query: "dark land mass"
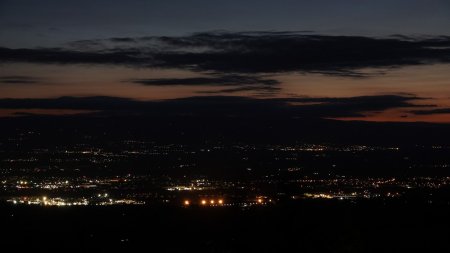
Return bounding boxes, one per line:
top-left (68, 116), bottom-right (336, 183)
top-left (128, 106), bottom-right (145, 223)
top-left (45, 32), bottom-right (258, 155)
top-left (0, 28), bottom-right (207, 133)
top-left (1, 200), bottom-right (449, 253)
top-left (1, 114), bottom-right (450, 146)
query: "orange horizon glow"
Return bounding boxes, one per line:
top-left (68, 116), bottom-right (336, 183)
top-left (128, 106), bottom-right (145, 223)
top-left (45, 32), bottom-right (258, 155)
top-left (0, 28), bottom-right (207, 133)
top-left (1, 63), bottom-right (449, 123)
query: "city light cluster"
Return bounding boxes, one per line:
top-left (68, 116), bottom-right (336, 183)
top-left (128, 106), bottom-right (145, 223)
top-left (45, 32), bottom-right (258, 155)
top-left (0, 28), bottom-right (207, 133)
top-left (7, 195), bottom-right (145, 206)
top-left (8, 196), bottom-right (89, 206)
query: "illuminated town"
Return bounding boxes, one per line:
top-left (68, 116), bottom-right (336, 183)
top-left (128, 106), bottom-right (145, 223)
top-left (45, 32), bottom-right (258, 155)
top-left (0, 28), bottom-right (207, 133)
top-left (2, 133), bottom-right (449, 208)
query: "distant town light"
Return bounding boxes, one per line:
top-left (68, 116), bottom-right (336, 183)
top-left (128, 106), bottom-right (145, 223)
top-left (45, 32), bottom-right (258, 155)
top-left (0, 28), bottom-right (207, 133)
top-left (201, 199), bottom-right (207, 205)
top-left (184, 200), bottom-right (190, 206)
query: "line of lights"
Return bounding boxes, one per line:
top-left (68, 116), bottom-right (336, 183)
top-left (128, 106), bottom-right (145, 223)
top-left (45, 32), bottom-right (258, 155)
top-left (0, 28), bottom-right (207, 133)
top-left (185, 198), bottom-right (224, 206)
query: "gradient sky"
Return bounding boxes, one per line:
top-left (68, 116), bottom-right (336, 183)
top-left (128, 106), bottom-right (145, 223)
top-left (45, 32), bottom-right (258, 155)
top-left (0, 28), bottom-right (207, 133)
top-left (1, 0), bottom-right (450, 48)
top-left (0, 0), bottom-right (450, 122)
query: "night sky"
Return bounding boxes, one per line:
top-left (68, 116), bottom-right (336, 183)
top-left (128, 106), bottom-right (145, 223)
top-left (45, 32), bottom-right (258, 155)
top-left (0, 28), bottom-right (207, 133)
top-left (1, 0), bottom-right (450, 122)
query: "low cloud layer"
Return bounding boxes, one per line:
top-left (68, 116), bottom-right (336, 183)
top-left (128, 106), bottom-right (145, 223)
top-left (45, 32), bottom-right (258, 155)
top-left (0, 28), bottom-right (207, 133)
top-left (2, 31), bottom-right (450, 77)
top-left (0, 76), bottom-right (40, 84)
top-left (410, 108), bottom-right (450, 115)
top-left (126, 74), bottom-right (280, 94)
top-left (127, 75), bottom-right (279, 86)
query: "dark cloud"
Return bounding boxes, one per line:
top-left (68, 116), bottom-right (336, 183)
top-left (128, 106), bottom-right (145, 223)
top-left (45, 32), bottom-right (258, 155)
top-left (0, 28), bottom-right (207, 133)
top-left (126, 75), bottom-right (280, 93)
top-left (2, 31), bottom-right (450, 76)
top-left (410, 108), bottom-right (450, 115)
top-left (66, 40), bottom-right (105, 50)
top-left (0, 76), bottom-right (40, 84)
top-left (151, 32), bottom-right (450, 75)
top-left (127, 75), bottom-right (279, 86)
top-left (197, 86), bottom-right (282, 94)
top-left (110, 37), bottom-right (137, 43)
top-left (0, 94), bottom-right (432, 119)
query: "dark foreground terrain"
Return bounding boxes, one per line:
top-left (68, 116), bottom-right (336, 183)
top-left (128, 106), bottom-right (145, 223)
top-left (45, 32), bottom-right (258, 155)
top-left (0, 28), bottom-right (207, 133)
top-left (1, 200), bottom-right (449, 253)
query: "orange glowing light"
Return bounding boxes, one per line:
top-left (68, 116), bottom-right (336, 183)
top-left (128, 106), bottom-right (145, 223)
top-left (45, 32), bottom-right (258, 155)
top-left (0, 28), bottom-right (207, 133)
top-left (184, 200), bottom-right (190, 206)
top-left (257, 198), bottom-right (263, 203)
top-left (218, 199), bottom-right (223, 204)
top-left (201, 200), bottom-right (207, 205)
top-left (210, 200), bottom-right (215, 204)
